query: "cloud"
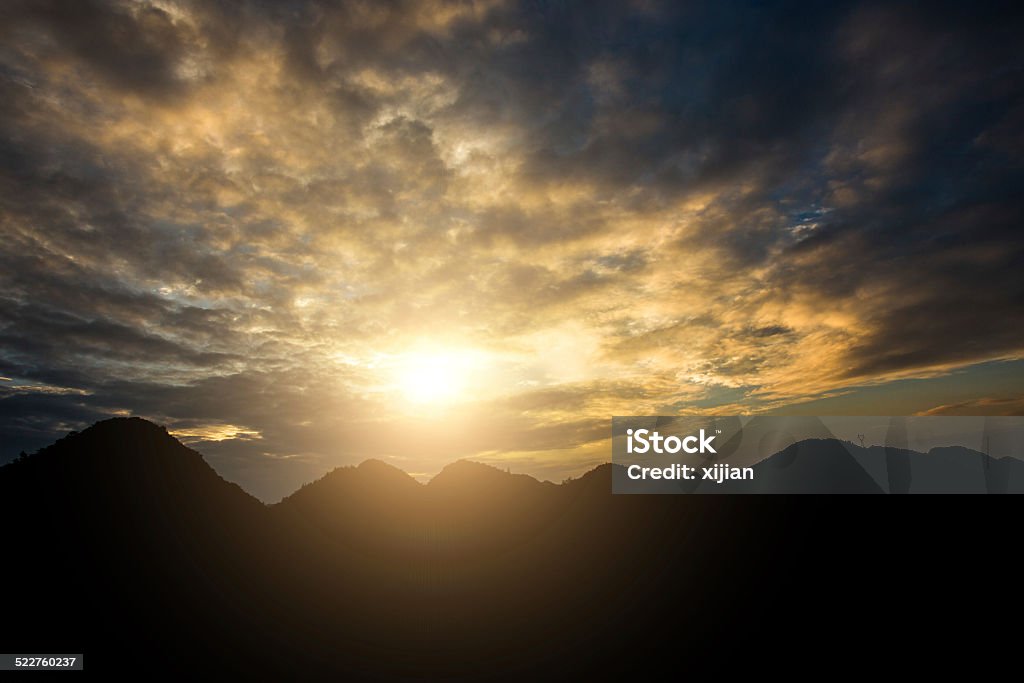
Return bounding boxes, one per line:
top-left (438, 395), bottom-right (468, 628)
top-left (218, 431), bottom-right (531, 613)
top-left (9, 0), bottom-right (193, 97)
top-left (919, 396), bottom-right (1024, 417)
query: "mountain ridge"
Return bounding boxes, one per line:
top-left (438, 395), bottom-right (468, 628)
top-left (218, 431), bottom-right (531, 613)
top-left (7, 417), bottom-right (1021, 499)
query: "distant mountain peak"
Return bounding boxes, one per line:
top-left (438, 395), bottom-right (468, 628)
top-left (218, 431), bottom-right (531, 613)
top-left (12, 416), bottom-right (191, 468)
top-left (430, 459), bottom-right (507, 481)
top-left (57, 415), bottom-right (170, 442)
top-left (428, 459), bottom-right (550, 491)
top-left (278, 457), bottom-right (422, 510)
top-left (0, 415), bottom-right (263, 519)
top-left (357, 458), bottom-right (413, 475)
top-left (91, 416), bottom-right (167, 431)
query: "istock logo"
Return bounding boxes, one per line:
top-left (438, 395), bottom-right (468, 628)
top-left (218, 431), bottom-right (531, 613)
top-left (626, 428), bottom-right (717, 455)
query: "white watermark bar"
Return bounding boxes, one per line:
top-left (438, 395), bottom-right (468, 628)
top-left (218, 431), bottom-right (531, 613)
top-left (611, 416), bottom-right (1024, 494)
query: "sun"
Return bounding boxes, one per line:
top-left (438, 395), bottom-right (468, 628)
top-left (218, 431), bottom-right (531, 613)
top-left (396, 351), bottom-right (470, 404)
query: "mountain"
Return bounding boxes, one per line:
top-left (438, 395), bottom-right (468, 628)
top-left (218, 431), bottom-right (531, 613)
top-left (0, 418), bottom-right (1019, 678)
top-left (852, 444), bottom-right (1024, 493)
top-left (0, 418), bottom-right (291, 675)
top-left (686, 438), bottom-right (886, 494)
top-left (0, 416), bottom-right (263, 517)
top-left (276, 457), bottom-right (424, 551)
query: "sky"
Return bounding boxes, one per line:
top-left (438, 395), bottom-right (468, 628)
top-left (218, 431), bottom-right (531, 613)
top-left (1, 0), bottom-right (1023, 501)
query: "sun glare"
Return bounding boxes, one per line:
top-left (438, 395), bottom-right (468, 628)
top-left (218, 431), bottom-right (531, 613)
top-left (395, 350), bottom-right (473, 405)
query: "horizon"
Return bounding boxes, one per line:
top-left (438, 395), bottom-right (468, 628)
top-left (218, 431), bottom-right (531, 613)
top-left (2, 1), bottom-right (1023, 501)
top-left (11, 414), bottom-right (1022, 502)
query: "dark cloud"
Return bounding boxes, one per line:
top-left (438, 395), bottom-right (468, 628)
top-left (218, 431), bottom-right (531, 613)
top-left (3, 0), bottom-right (190, 97)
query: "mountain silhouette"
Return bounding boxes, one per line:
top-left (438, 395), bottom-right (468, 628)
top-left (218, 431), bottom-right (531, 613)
top-left (699, 438), bottom-right (885, 493)
top-left (695, 437), bottom-right (1024, 494)
top-left (278, 457), bottom-right (424, 550)
top-left (0, 418), bottom-right (1018, 677)
top-left (0, 418), bottom-right (289, 675)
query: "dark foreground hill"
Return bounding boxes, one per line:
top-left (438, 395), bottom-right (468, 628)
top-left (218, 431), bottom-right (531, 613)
top-left (0, 418), bottom-right (1018, 678)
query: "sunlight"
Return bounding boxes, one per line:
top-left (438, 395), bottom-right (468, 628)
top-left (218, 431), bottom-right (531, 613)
top-left (395, 349), bottom-right (476, 405)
